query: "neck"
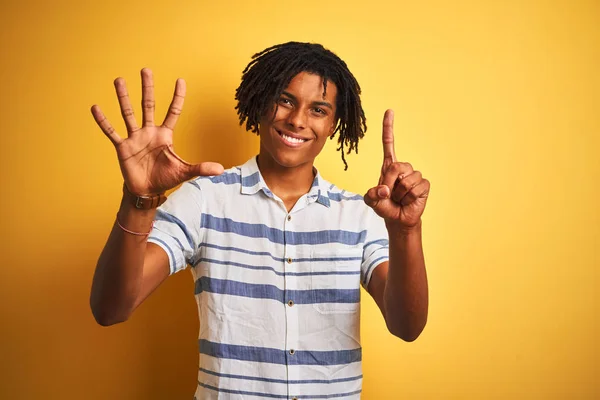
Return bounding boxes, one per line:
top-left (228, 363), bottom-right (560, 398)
top-left (256, 153), bottom-right (316, 203)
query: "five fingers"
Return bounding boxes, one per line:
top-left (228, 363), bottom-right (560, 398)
top-left (91, 69), bottom-right (187, 147)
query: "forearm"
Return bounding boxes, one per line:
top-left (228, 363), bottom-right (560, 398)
top-left (383, 220), bottom-right (429, 341)
top-left (90, 197), bottom-right (156, 326)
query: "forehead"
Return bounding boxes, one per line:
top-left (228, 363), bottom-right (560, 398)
top-left (283, 71), bottom-right (338, 103)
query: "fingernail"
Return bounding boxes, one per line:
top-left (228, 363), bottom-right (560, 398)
top-left (377, 187), bottom-right (387, 198)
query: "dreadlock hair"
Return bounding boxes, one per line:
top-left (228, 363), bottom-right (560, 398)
top-left (235, 42), bottom-right (367, 170)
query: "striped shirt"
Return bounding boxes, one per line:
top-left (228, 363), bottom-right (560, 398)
top-left (148, 156), bottom-right (390, 399)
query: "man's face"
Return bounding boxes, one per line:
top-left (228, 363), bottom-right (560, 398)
top-left (258, 71), bottom-right (338, 170)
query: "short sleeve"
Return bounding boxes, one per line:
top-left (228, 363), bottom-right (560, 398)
top-left (361, 208), bottom-right (390, 289)
top-left (147, 180), bottom-right (204, 275)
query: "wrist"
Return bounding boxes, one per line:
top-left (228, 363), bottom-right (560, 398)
top-left (385, 219), bottom-right (422, 237)
top-left (122, 183), bottom-right (167, 210)
top-left (116, 199), bottom-right (157, 236)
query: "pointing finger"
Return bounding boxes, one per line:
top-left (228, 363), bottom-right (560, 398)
top-left (114, 77), bottom-right (139, 134)
top-left (382, 109), bottom-right (396, 167)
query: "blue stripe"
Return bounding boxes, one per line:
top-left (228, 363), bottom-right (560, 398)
top-left (243, 171), bottom-right (261, 187)
top-left (193, 257), bottom-right (360, 277)
top-left (364, 239), bottom-right (389, 250)
top-left (363, 256), bottom-right (388, 285)
top-left (199, 368), bottom-right (362, 385)
top-left (199, 381), bottom-right (362, 399)
top-left (317, 192), bottom-right (331, 207)
top-left (201, 215), bottom-right (366, 245)
top-left (155, 209), bottom-right (194, 249)
top-left (198, 243), bottom-right (362, 263)
top-left (199, 340), bottom-right (361, 365)
top-left (194, 277), bottom-right (360, 304)
top-left (209, 171), bottom-right (240, 185)
top-left (194, 171), bottom-right (261, 187)
top-left (188, 180), bottom-right (201, 191)
top-left (298, 390), bottom-right (363, 399)
top-left (327, 192), bottom-right (363, 202)
top-left (198, 381), bottom-right (287, 399)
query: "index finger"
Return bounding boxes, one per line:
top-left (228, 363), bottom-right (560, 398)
top-left (382, 109), bottom-right (396, 164)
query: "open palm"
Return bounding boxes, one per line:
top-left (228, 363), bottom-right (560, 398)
top-left (91, 68), bottom-right (223, 196)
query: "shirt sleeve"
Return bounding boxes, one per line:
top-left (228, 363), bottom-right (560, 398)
top-left (147, 180), bottom-right (204, 275)
top-left (361, 207), bottom-right (390, 289)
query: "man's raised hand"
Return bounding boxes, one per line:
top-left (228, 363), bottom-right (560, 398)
top-left (91, 68), bottom-right (224, 196)
top-left (364, 109), bottom-right (430, 229)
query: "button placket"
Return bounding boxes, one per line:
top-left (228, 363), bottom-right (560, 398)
top-left (283, 210), bottom-right (299, 394)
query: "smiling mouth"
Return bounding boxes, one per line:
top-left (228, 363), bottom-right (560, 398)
top-left (277, 130), bottom-right (309, 145)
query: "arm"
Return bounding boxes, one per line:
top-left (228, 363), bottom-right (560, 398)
top-left (364, 109), bottom-right (431, 341)
top-left (89, 68), bottom-right (223, 326)
top-left (90, 198), bottom-right (169, 326)
top-left (367, 222), bottom-right (428, 341)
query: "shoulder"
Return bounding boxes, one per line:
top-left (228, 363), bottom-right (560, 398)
top-left (321, 178), bottom-right (365, 207)
top-left (165, 166), bottom-right (243, 209)
top-left (320, 178), bottom-right (379, 221)
top-left (188, 165), bottom-right (243, 190)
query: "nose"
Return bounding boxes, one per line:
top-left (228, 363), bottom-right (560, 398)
top-left (286, 107), bottom-right (307, 130)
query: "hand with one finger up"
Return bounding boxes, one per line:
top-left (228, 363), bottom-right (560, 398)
top-left (364, 110), bottom-right (430, 230)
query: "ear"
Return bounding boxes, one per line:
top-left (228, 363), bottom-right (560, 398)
top-left (329, 119), bottom-right (338, 137)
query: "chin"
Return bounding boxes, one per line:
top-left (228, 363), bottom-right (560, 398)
top-left (271, 150), bottom-right (309, 169)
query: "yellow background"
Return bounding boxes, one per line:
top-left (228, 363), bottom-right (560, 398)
top-left (1, 0), bottom-right (598, 398)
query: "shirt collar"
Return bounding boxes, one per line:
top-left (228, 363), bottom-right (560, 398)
top-left (240, 156), bottom-right (331, 208)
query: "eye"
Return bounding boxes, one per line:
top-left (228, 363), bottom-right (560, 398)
top-left (278, 98), bottom-right (293, 107)
top-left (313, 107), bottom-right (326, 115)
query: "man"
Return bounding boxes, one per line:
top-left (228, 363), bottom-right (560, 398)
top-left (90, 42), bottom-right (429, 399)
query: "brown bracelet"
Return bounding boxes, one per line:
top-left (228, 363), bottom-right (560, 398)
top-left (123, 183), bottom-right (167, 210)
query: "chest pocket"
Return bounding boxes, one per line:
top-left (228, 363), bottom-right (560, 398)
top-left (310, 248), bottom-right (363, 314)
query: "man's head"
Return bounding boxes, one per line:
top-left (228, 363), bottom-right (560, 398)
top-left (235, 42), bottom-right (366, 170)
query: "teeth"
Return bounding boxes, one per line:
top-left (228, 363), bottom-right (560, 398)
top-left (282, 133), bottom-right (306, 144)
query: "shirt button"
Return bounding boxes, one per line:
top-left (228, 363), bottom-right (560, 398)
top-left (287, 300), bottom-right (294, 307)
top-left (289, 349), bottom-right (295, 355)
top-left (287, 257), bottom-right (292, 264)
top-left (287, 215), bottom-right (292, 221)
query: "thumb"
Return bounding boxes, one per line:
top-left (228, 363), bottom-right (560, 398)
top-left (364, 185), bottom-right (390, 208)
top-left (186, 162), bottom-right (225, 179)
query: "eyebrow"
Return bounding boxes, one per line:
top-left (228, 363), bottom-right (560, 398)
top-left (281, 91), bottom-right (334, 110)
